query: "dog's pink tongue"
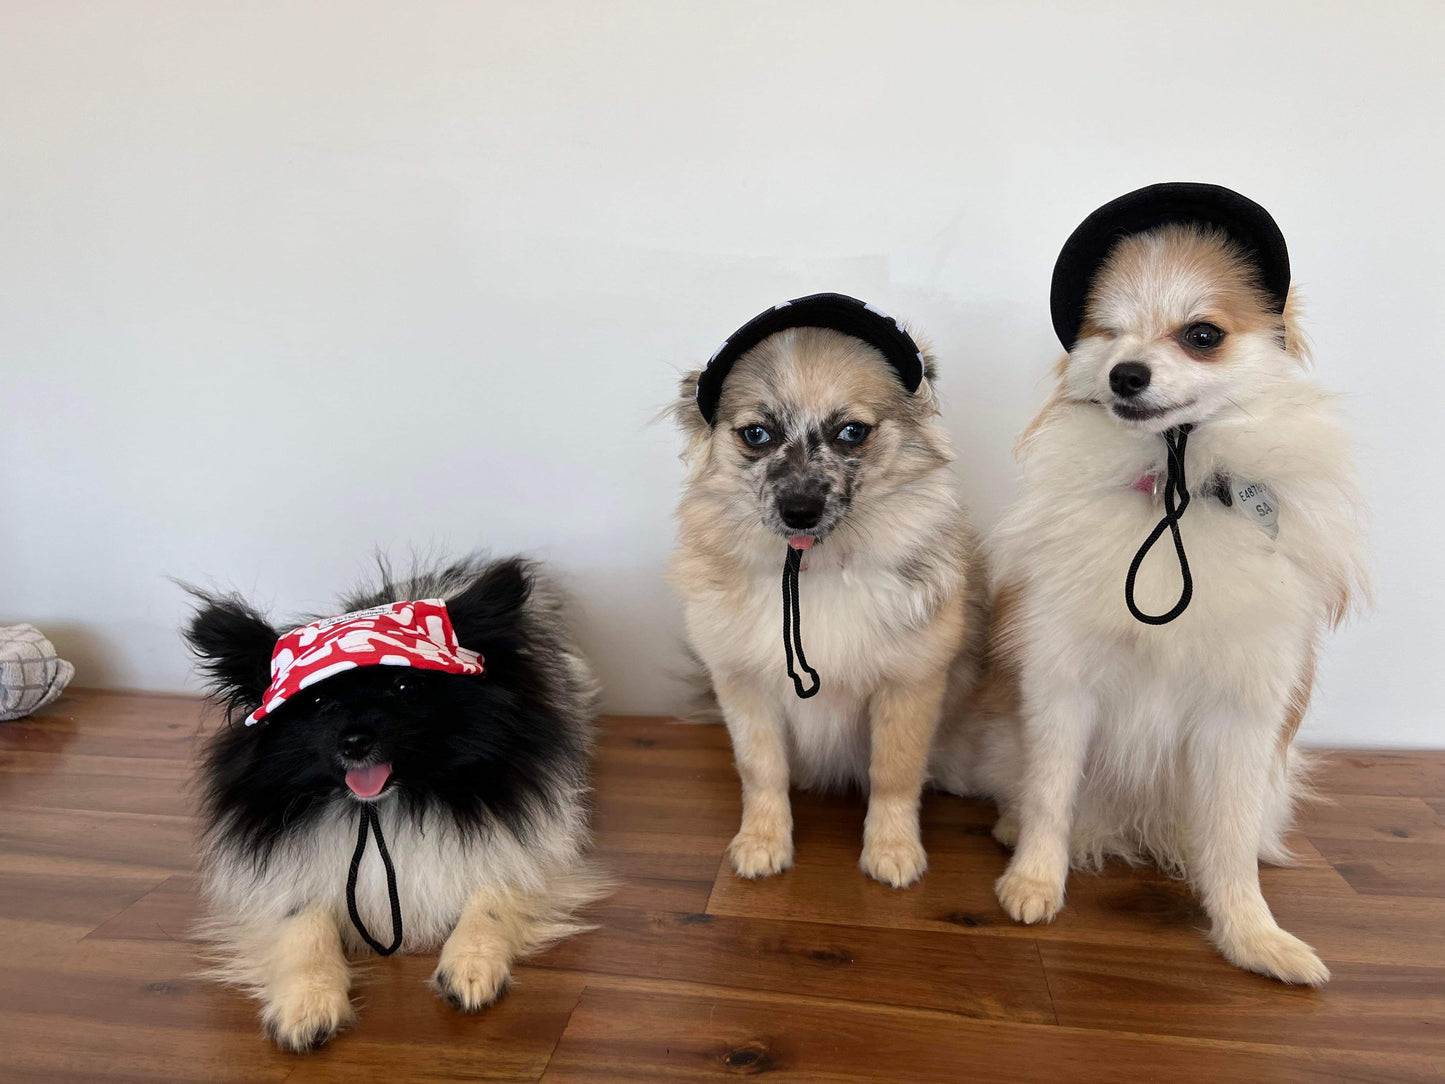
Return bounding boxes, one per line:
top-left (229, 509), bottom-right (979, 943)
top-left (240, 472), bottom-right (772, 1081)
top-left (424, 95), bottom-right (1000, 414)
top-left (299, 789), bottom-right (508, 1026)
top-left (788, 536), bottom-right (815, 550)
top-left (345, 762), bottom-right (392, 798)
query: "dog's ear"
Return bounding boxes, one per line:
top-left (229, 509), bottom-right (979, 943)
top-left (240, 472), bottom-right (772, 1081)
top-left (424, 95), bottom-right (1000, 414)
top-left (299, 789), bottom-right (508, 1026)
top-left (1280, 287), bottom-right (1313, 366)
top-left (666, 369), bottom-right (711, 442)
top-left (447, 558), bottom-right (533, 652)
top-left (182, 590), bottom-right (277, 721)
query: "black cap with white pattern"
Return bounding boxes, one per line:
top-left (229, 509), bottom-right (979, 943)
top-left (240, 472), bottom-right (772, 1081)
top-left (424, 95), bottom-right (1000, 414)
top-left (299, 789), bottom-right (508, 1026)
top-left (695, 292), bottom-right (926, 426)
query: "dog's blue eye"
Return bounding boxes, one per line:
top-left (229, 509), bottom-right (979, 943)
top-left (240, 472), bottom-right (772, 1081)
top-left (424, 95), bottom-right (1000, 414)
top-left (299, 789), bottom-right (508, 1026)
top-left (739, 425), bottom-right (773, 447)
top-left (835, 422), bottom-right (871, 445)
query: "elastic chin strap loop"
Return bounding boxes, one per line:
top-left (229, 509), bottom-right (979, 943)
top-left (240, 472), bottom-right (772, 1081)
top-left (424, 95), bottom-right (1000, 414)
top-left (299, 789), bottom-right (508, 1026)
top-left (1124, 424), bottom-right (1195, 625)
top-left (346, 802), bottom-right (404, 956)
top-left (781, 547), bottom-right (821, 698)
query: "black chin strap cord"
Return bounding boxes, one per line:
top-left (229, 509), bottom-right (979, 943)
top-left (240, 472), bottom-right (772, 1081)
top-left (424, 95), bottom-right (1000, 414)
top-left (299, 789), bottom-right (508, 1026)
top-left (782, 547), bottom-right (821, 698)
top-left (1124, 423), bottom-right (1195, 625)
top-left (346, 802), bottom-right (404, 956)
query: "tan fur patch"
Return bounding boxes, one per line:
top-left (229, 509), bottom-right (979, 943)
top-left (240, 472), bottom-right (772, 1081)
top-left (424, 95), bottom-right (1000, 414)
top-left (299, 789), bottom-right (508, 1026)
top-left (1326, 586), bottom-right (1352, 631)
top-left (1281, 288), bottom-right (1313, 365)
top-left (966, 581), bottom-right (1023, 720)
top-left (1279, 643), bottom-right (1318, 757)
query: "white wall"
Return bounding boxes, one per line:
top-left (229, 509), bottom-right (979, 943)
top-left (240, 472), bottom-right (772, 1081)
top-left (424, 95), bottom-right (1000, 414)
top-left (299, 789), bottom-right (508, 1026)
top-left (2, 1), bottom-right (1441, 746)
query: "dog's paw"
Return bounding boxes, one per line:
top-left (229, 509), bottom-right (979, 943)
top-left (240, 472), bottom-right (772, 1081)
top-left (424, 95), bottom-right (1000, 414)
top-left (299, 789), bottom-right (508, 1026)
top-left (859, 834), bottom-right (927, 888)
top-left (262, 976), bottom-right (355, 1053)
top-left (729, 827), bottom-right (794, 879)
top-left (995, 869), bottom-right (1064, 924)
top-left (432, 943), bottom-right (513, 1013)
top-left (1215, 924), bottom-right (1330, 986)
top-left (991, 813), bottom-right (1020, 849)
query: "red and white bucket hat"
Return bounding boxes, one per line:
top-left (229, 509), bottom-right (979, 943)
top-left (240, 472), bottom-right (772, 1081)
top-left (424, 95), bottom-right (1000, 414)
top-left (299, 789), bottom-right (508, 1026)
top-left (246, 599), bottom-right (484, 725)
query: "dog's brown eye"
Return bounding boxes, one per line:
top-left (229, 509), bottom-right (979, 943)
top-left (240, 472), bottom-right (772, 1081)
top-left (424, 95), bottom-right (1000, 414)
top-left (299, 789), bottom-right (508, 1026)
top-left (834, 422), bottom-right (871, 445)
top-left (738, 425), bottom-right (773, 448)
top-left (1182, 323), bottom-right (1225, 351)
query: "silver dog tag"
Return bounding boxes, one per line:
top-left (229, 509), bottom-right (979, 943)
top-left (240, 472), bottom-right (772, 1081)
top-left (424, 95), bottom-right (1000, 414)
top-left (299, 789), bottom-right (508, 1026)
top-left (1232, 480), bottom-right (1279, 539)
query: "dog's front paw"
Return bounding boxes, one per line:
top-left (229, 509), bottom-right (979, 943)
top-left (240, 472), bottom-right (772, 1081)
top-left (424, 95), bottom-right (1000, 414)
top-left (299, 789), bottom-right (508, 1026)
top-left (859, 833), bottom-right (927, 888)
top-left (995, 868), bottom-right (1064, 924)
top-left (1214, 923), bottom-right (1330, 986)
top-left (729, 827), bottom-right (794, 879)
top-left (432, 941), bottom-right (512, 1012)
top-left (262, 975), bottom-right (355, 1053)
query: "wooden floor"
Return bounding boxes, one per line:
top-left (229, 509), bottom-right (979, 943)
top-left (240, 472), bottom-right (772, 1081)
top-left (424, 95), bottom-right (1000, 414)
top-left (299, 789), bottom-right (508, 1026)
top-left (1, 691), bottom-right (1442, 1082)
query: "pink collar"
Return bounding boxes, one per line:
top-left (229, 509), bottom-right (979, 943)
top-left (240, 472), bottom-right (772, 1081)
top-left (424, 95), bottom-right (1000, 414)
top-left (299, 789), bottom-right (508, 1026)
top-left (1132, 473), bottom-right (1159, 495)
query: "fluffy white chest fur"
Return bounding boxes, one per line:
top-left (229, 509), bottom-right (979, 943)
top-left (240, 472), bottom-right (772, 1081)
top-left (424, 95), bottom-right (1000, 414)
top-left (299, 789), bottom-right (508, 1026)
top-left (684, 532), bottom-right (967, 791)
top-left (972, 381), bottom-right (1369, 865)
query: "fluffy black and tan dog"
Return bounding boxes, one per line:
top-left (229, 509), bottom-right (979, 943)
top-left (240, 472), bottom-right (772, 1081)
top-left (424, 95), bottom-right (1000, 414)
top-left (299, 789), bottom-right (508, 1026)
top-left (184, 555), bottom-right (607, 1051)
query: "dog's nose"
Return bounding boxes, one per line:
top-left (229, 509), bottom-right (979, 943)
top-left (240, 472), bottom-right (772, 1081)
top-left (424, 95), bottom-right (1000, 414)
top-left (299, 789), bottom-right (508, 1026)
top-left (1109, 361), bottom-right (1152, 399)
top-left (338, 728), bottom-right (376, 762)
top-left (779, 493), bottom-right (825, 530)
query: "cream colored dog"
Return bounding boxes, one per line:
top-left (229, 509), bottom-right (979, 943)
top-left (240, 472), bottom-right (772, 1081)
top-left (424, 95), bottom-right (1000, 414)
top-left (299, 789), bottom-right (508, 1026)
top-left (671, 322), bottom-right (985, 888)
top-left (938, 218), bottom-right (1370, 983)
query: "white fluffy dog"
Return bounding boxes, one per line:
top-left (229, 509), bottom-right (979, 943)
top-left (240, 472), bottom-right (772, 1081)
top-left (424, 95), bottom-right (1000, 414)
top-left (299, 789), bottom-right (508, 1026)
top-left (939, 188), bottom-right (1370, 985)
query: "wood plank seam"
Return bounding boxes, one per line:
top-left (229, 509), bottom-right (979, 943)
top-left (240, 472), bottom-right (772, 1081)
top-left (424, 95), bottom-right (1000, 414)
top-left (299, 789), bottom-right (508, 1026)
top-left (535, 980), bottom-right (593, 1084)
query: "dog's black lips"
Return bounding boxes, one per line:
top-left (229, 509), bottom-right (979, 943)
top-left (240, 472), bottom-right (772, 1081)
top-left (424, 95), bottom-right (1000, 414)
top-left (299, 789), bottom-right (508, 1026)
top-left (1112, 398), bottom-right (1196, 423)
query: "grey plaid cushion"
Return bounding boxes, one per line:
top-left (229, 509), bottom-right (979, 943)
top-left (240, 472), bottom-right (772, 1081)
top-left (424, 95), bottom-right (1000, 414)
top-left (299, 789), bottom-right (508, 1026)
top-left (0, 624), bottom-right (75, 721)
